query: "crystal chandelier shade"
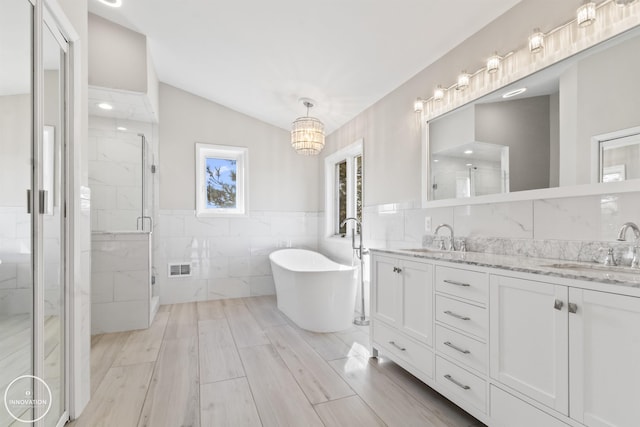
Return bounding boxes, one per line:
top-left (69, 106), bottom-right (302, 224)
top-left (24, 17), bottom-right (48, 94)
top-left (291, 100), bottom-right (325, 155)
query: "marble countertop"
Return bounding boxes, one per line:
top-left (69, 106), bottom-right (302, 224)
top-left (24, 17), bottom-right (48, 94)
top-left (370, 248), bottom-right (640, 288)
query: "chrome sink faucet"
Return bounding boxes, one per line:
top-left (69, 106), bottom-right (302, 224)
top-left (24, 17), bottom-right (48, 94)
top-left (434, 223), bottom-right (455, 251)
top-left (617, 222), bottom-right (640, 268)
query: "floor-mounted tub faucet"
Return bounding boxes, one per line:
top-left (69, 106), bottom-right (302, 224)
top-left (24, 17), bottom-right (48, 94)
top-left (617, 222), bottom-right (640, 268)
top-left (340, 217), bottom-right (369, 326)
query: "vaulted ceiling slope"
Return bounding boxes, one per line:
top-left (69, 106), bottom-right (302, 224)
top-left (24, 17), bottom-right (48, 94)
top-left (88, 0), bottom-right (522, 134)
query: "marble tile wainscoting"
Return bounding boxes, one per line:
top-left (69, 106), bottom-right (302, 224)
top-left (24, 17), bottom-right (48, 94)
top-left (321, 190), bottom-right (640, 269)
top-left (154, 210), bottom-right (319, 304)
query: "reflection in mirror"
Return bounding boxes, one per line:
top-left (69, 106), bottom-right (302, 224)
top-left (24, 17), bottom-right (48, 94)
top-left (0, 0), bottom-right (33, 425)
top-left (598, 132), bottom-right (640, 183)
top-left (428, 25), bottom-right (640, 202)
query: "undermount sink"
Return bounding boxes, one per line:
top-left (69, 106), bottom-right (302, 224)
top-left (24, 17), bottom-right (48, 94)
top-left (543, 262), bottom-right (639, 274)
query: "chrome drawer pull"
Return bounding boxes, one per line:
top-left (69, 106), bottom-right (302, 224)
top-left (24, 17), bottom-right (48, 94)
top-left (444, 374), bottom-right (471, 390)
top-left (443, 279), bottom-right (471, 287)
top-left (389, 341), bottom-right (406, 351)
top-left (554, 299), bottom-right (564, 311)
top-left (568, 302), bottom-right (578, 314)
top-left (444, 341), bottom-right (471, 354)
top-left (444, 310), bottom-right (471, 321)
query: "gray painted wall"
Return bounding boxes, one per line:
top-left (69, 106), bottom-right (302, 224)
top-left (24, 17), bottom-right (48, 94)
top-left (159, 83), bottom-right (319, 212)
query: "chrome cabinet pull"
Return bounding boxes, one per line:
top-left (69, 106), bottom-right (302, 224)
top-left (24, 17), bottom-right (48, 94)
top-left (444, 374), bottom-right (470, 390)
top-left (443, 279), bottom-right (471, 287)
top-left (39, 190), bottom-right (47, 214)
top-left (554, 299), bottom-right (564, 311)
top-left (444, 310), bottom-right (471, 321)
top-left (27, 189), bottom-right (32, 214)
top-left (568, 303), bottom-right (578, 314)
top-left (389, 341), bottom-right (406, 351)
top-left (444, 341), bottom-right (471, 354)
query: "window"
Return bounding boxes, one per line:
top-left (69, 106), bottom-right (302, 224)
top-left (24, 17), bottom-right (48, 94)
top-left (324, 139), bottom-right (363, 236)
top-left (196, 143), bottom-right (248, 216)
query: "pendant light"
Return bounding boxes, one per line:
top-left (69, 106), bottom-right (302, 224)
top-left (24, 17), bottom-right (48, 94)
top-left (291, 98), bottom-right (325, 156)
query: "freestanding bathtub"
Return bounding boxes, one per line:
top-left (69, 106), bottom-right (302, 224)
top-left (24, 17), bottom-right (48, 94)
top-left (269, 249), bottom-right (358, 333)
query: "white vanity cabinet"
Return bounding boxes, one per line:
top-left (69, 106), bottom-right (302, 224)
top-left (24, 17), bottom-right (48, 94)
top-left (371, 254), bottom-right (434, 380)
top-left (490, 275), bottom-right (640, 427)
top-left (489, 275), bottom-right (569, 414)
top-left (370, 249), bottom-right (640, 427)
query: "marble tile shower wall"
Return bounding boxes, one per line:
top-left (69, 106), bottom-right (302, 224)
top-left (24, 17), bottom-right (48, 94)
top-left (88, 116), bottom-right (156, 232)
top-left (154, 210), bottom-right (319, 304)
top-left (361, 191), bottom-right (640, 265)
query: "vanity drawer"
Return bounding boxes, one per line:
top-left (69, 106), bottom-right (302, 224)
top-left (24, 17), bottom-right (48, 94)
top-left (373, 321), bottom-right (433, 378)
top-left (435, 295), bottom-right (487, 340)
top-left (436, 265), bottom-right (488, 304)
top-left (435, 325), bottom-right (487, 374)
top-left (436, 355), bottom-right (487, 414)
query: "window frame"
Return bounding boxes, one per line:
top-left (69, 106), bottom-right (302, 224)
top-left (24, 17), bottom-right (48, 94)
top-left (195, 143), bottom-right (248, 217)
top-left (324, 139), bottom-right (363, 237)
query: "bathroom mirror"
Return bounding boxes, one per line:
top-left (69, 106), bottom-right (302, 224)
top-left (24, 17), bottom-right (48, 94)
top-left (427, 25), bottom-right (640, 202)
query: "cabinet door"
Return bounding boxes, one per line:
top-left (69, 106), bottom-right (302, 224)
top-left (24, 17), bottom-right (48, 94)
top-left (372, 255), bottom-right (400, 326)
top-left (490, 275), bottom-right (568, 415)
top-left (399, 260), bottom-right (433, 346)
top-left (569, 289), bottom-right (640, 427)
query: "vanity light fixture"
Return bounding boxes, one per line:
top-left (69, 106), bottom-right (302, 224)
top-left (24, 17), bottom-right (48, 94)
top-left (433, 86), bottom-right (445, 101)
top-left (97, 102), bottom-right (113, 110)
top-left (457, 72), bottom-right (471, 90)
top-left (529, 28), bottom-right (545, 53)
top-left (486, 53), bottom-right (502, 74)
top-left (577, 1), bottom-right (597, 27)
top-left (502, 87), bottom-right (527, 98)
top-left (291, 98), bottom-right (325, 155)
top-left (97, 0), bottom-right (123, 7)
top-left (414, 98), bottom-right (425, 113)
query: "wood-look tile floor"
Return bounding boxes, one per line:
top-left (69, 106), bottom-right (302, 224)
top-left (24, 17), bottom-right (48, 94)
top-left (68, 296), bottom-right (485, 427)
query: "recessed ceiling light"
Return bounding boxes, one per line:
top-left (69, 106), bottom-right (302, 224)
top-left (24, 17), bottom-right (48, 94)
top-left (464, 150), bottom-right (473, 154)
top-left (97, 102), bottom-right (113, 110)
top-left (502, 88), bottom-right (527, 98)
top-left (433, 159), bottom-right (439, 163)
top-left (466, 163), bottom-right (473, 167)
top-left (116, 126), bottom-right (127, 131)
top-left (97, 0), bottom-right (123, 7)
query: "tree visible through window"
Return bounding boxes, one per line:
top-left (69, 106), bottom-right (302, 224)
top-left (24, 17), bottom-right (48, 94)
top-left (206, 158), bottom-right (237, 209)
top-left (196, 143), bottom-right (248, 216)
top-left (325, 140), bottom-right (363, 236)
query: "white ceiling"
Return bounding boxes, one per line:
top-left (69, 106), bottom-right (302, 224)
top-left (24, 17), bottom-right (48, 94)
top-left (88, 0), bottom-right (522, 134)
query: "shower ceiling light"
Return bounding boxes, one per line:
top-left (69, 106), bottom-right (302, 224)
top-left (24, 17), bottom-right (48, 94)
top-left (116, 126), bottom-right (127, 131)
top-left (502, 87), bottom-right (527, 98)
top-left (291, 98), bottom-right (325, 156)
top-left (97, 102), bottom-right (113, 110)
top-left (577, 2), bottom-right (597, 27)
top-left (97, 0), bottom-right (123, 7)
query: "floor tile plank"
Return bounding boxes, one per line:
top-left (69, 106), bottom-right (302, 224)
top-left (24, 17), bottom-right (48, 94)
top-left (74, 362), bottom-right (154, 427)
top-left (266, 324), bottom-right (354, 404)
top-left (244, 296), bottom-right (288, 327)
top-left (329, 355), bottom-right (452, 427)
top-left (200, 377), bottom-right (261, 427)
top-left (164, 302), bottom-right (198, 340)
top-left (314, 395), bottom-right (385, 427)
top-left (196, 300), bottom-right (226, 321)
top-left (113, 312), bottom-right (170, 367)
top-left (198, 319), bottom-right (244, 384)
top-left (224, 304), bottom-right (269, 348)
top-left (239, 344), bottom-right (323, 427)
top-left (88, 331), bottom-right (131, 395)
top-left (137, 337), bottom-right (200, 427)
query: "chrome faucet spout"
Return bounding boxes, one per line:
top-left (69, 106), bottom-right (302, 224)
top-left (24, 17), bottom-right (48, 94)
top-left (341, 217), bottom-right (364, 260)
top-left (434, 223), bottom-right (455, 251)
top-left (617, 222), bottom-right (640, 242)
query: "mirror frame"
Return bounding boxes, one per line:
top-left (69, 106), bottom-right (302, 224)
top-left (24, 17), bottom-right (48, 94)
top-left (421, 2), bottom-right (640, 208)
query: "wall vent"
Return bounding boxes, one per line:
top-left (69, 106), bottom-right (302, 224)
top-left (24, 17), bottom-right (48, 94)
top-left (168, 262), bottom-right (192, 278)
